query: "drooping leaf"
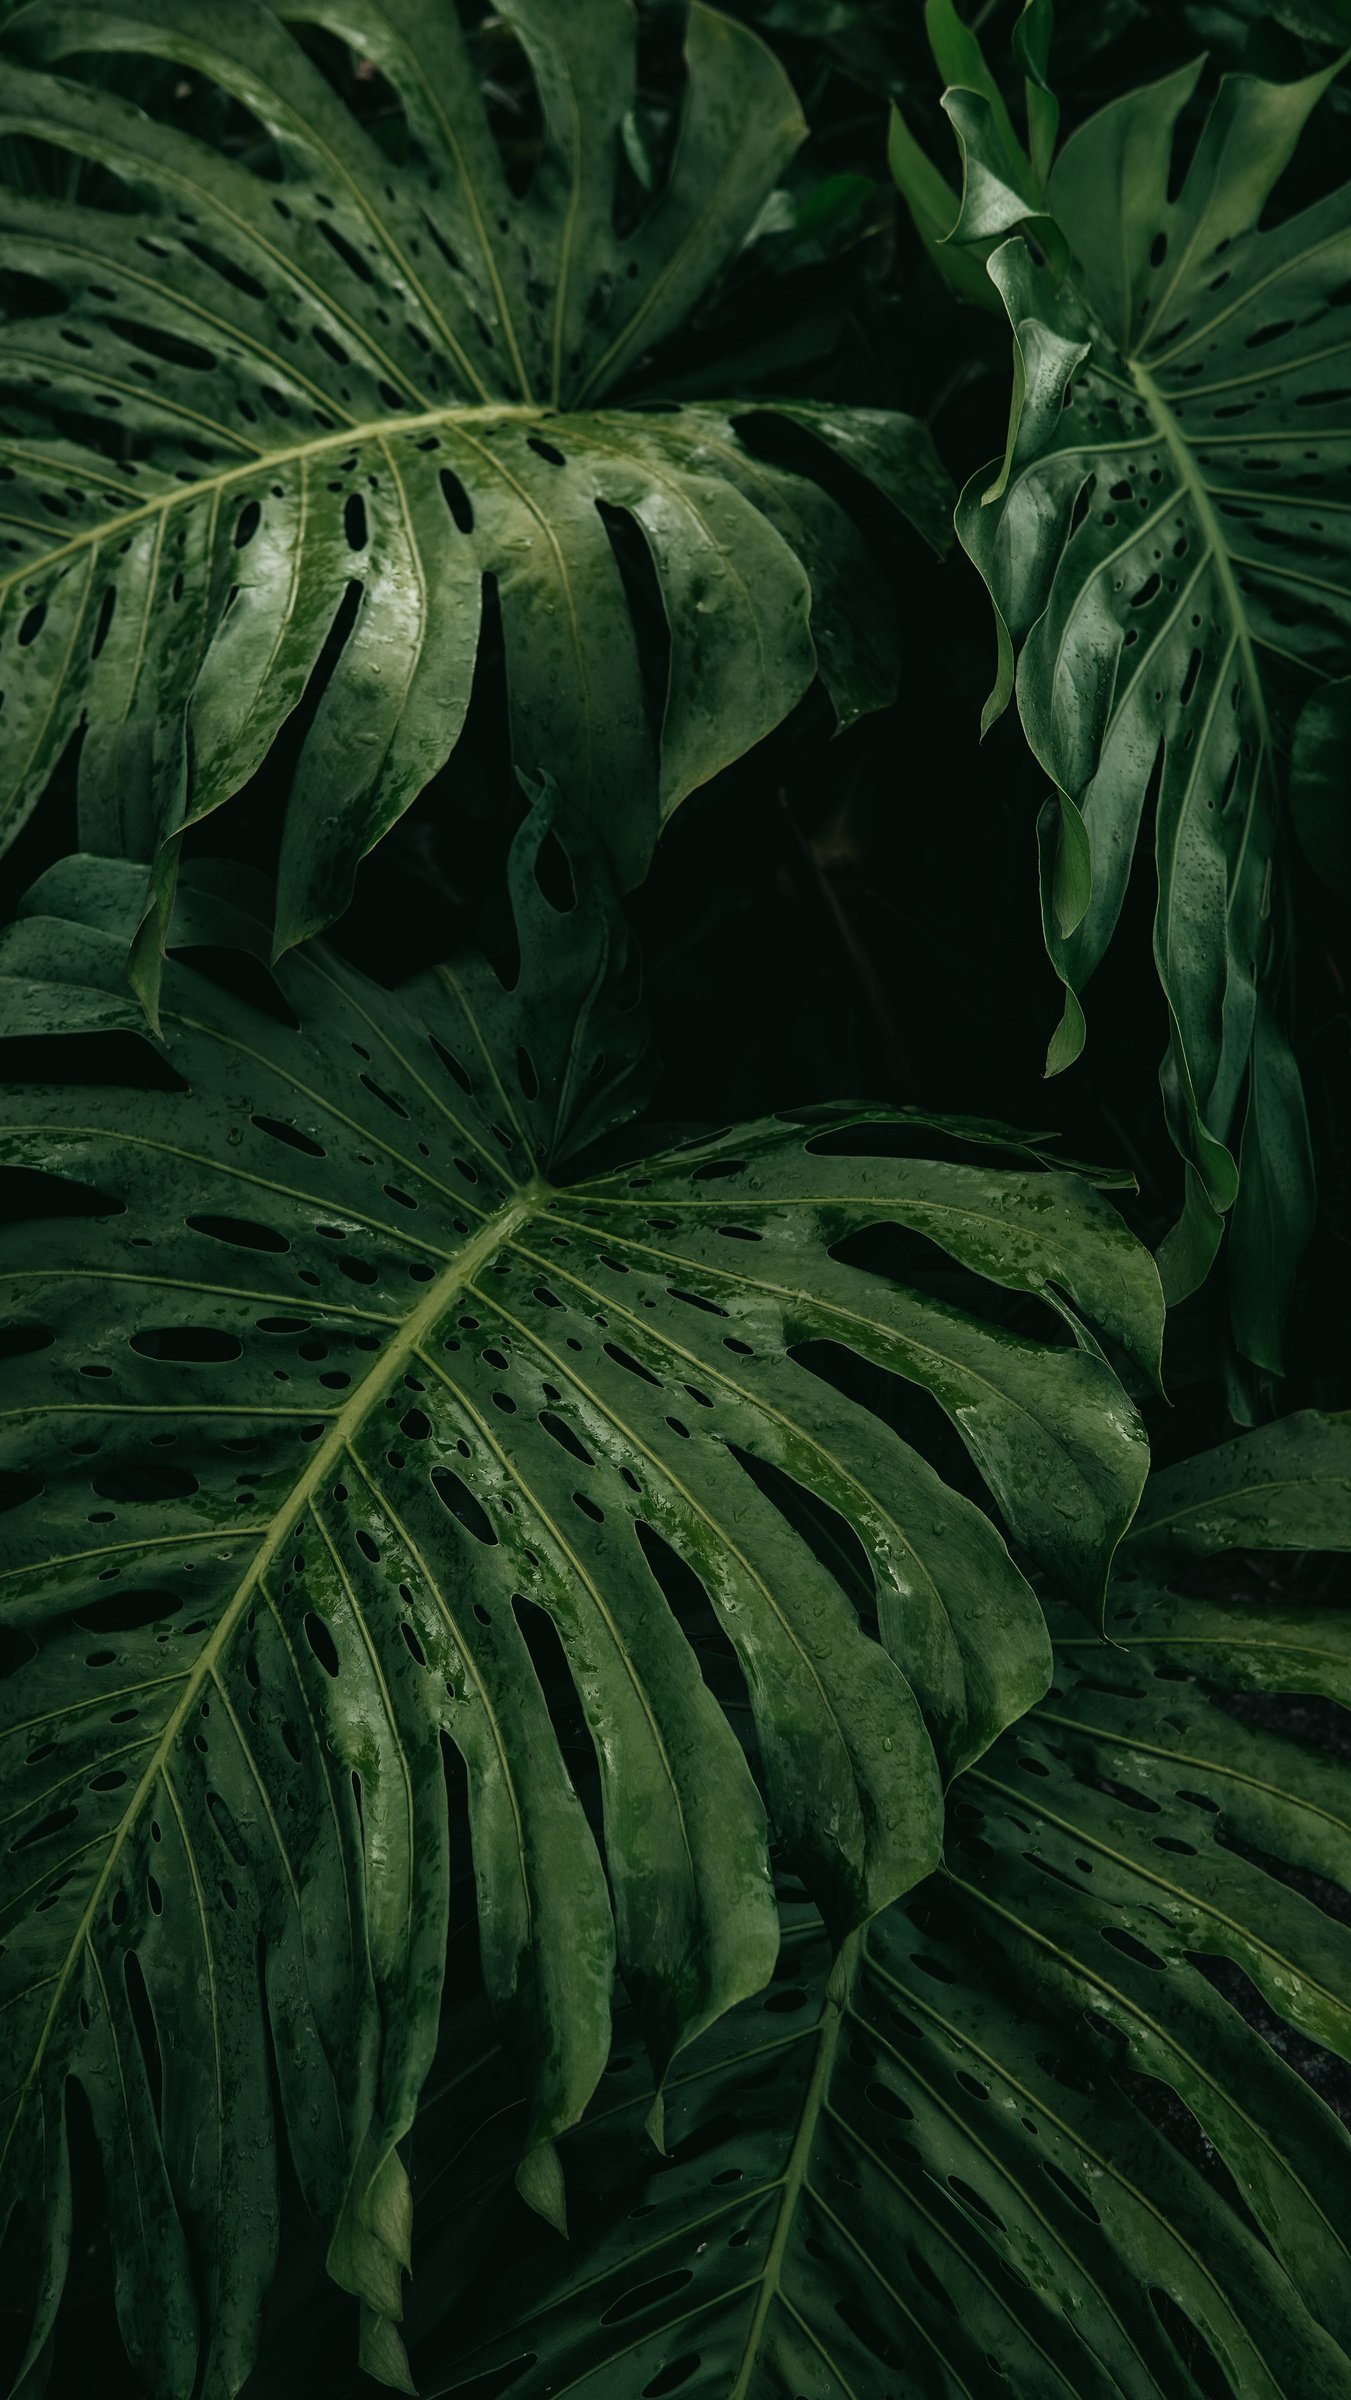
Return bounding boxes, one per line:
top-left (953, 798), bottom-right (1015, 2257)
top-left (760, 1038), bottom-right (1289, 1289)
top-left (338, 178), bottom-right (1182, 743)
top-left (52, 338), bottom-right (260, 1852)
top-left (0, 805), bottom-right (1157, 2395)
top-left (379, 1413), bottom-right (1351, 2400)
top-left (0, 0), bottom-right (950, 1014)
top-left (951, 51), bottom-right (1349, 1352)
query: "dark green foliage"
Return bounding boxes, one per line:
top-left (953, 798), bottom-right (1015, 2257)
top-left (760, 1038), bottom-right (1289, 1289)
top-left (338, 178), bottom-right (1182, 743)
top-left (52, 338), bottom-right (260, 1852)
top-left (892, 4), bottom-right (1351, 1369)
top-left (245, 1419), bottom-right (1351, 2400)
top-left (0, 0), bottom-right (948, 1012)
top-left (0, 809), bottom-right (1162, 2392)
top-left (1, 4), bottom-right (1348, 2397)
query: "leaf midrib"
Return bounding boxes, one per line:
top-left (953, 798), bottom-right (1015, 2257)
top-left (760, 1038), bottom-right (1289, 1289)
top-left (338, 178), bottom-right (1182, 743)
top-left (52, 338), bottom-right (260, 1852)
top-left (351, 10), bottom-right (532, 404)
top-left (1126, 352), bottom-right (1272, 761)
top-left (1126, 1469), bottom-right (1344, 1541)
top-left (0, 400), bottom-right (543, 606)
top-left (0, 1176), bottom-right (545, 2183)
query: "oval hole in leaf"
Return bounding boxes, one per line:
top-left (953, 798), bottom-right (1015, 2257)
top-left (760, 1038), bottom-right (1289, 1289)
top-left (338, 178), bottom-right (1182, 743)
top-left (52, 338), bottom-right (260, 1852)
top-left (430, 1036), bottom-right (473, 1095)
top-left (537, 1410), bottom-right (594, 1466)
top-left (73, 1590), bottom-right (181, 1633)
top-left (303, 1612), bottom-right (340, 1677)
top-left (130, 1326), bottom-right (244, 1363)
top-left (642, 2355), bottom-right (701, 2399)
top-left (251, 1115), bottom-right (326, 1158)
top-left (450, 2361), bottom-right (537, 2400)
top-left (432, 1465), bottom-right (497, 1545)
top-left (10, 1799), bottom-right (78, 1855)
top-left (0, 1468), bottom-right (43, 1516)
top-left (1042, 2158), bottom-right (1101, 2223)
top-left (1100, 1926), bottom-right (1167, 1971)
top-left (599, 2268), bottom-right (694, 2326)
top-left (1149, 2287), bottom-right (1238, 2400)
top-left (90, 1462), bottom-right (199, 1504)
top-left (0, 1320), bottom-right (54, 1362)
top-left (123, 1949), bottom-right (164, 2124)
top-left (948, 2172), bottom-right (1005, 2231)
top-left (439, 466), bottom-right (474, 533)
top-left (187, 1214), bottom-right (290, 1254)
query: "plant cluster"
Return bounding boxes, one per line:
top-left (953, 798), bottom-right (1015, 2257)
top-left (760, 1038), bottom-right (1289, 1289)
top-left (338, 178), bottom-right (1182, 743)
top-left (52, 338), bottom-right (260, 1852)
top-left (0, 3), bottom-right (1348, 2397)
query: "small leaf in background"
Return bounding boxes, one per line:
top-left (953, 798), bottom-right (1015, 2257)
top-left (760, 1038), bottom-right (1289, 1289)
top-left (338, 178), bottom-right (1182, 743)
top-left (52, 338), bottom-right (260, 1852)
top-left (1292, 675), bottom-right (1351, 905)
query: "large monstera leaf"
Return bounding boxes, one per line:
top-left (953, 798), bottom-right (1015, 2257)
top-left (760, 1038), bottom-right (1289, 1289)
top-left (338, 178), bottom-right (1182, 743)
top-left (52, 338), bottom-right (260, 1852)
top-left (946, 50), bottom-right (1351, 1365)
top-left (341, 1412), bottom-right (1351, 2400)
top-left (0, 0), bottom-right (949, 1013)
top-left (0, 810), bottom-right (1158, 2395)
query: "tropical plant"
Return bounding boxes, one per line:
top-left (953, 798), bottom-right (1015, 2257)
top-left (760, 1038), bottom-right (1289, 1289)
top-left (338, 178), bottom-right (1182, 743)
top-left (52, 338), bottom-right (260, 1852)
top-left (0, 804), bottom-right (1162, 2393)
top-left (0, 0), bottom-right (948, 1012)
top-left (3, 4), bottom-right (1349, 2398)
top-left (893, 1), bottom-right (1351, 1367)
top-left (297, 1412), bottom-right (1350, 2400)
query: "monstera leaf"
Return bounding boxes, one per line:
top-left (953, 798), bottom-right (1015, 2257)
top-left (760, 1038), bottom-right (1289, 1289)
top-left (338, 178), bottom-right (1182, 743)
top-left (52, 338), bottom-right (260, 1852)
top-left (0, 806), bottom-right (1158, 2395)
top-left (356, 1411), bottom-right (1351, 2400)
top-left (0, 0), bottom-right (950, 1013)
top-left (936, 45), bottom-right (1351, 1364)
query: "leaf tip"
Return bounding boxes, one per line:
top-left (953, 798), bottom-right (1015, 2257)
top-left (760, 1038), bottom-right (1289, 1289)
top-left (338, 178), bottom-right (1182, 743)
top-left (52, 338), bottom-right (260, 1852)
top-left (359, 2305), bottom-right (418, 2397)
top-left (644, 2089), bottom-right (668, 2156)
top-left (1043, 992), bottom-right (1086, 1078)
top-left (516, 2138), bottom-right (568, 2237)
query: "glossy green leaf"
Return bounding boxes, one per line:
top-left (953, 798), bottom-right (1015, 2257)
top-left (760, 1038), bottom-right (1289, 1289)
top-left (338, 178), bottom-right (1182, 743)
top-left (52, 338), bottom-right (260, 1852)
top-left (1125, 1402), bottom-right (1351, 1558)
top-left (955, 55), bottom-right (1348, 1350)
top-left (0, 0), bottom-right (950, 1014)
top-left (383, 1414), bottom-right (1351, 2400)
top-left (940, 83), bottom-right (1054, 260)
top-left (887, 0), bottom-right (1057, 311)
top-left (888, 100), bottom-right (1005, 312)
top-left (0, 806), bottom-right (1158, 2395)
